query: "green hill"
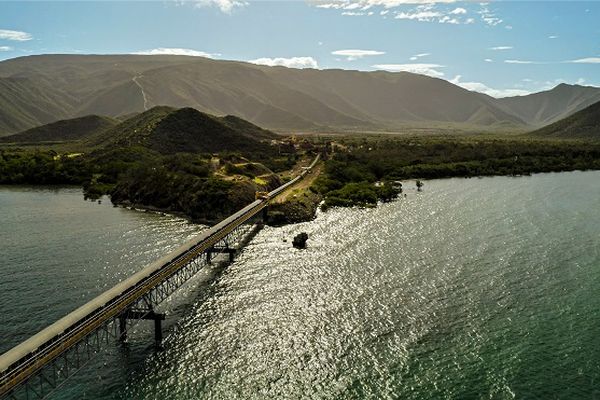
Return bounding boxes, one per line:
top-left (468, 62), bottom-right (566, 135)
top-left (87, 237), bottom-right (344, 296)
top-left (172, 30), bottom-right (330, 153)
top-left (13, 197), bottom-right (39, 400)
top-left (91, 106), bottom-right (279, 154)
top-left (0, 115), bottom-right (117, 144)
top-left (531, 99), bottom-right (600, 139)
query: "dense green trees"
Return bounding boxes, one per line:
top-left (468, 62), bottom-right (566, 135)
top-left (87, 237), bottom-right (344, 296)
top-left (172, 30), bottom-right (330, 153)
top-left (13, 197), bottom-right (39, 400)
top-left (312, 135), bottom-right (600, 207)
top-left (0, 150), bottom-right (89, 184)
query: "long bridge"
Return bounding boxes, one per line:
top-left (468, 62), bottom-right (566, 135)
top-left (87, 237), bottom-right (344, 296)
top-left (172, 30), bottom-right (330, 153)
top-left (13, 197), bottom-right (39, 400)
top-left (0, 155), bottom-right (320, 400)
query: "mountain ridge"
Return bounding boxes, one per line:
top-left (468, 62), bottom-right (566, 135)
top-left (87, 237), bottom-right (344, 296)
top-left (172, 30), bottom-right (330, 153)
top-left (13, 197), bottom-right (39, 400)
top-left (1, 54), bottom-right (599, 135)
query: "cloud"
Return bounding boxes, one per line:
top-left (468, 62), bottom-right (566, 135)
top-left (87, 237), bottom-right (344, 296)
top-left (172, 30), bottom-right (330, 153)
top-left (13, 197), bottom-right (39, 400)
top-left (504, 59), bottom-right (534, 64)
top-left (478, 3), bottom-right (503, 26)
top-left (395, 10), bottom-right (442, 21)
top-left (438, 15), bottom-right (460, 24)
top-left (449, 7), bottom-right (467, 14)
top-left (548, 35), bottom-right (558, 39)
top-left (570, 57), bottom-right (600, 64)
top-left (450, 75), bottom-right (530, 98)
top-left (409, 52), bottom-right (430, 61)
top-left (0, 29), bottom-right (33, 41)
top-left (373, 63), bottom-right (445, 78)
top-left (192, 0), bottom-right (247, 13)
top-left (133, 48), bottom-right (219, 57)
top-left (490, 46), bottom-right (513, 50)
top-left (249, 57), bottom-right (319, 69)
top-left (315, 0), bottom-right (457, 10)
top-left (331, 49), bottom-right (385, 60)
top-left (0, 46), bottom-right (12, 52)
top-left (484, 58), bottom-right (493, 62)
top-left (315, 1), bottom-right (478, 25)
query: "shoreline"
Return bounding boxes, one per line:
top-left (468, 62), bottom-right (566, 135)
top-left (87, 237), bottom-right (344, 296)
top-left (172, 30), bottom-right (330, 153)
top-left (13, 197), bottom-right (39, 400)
top-left (2, 168), bottom-right (599, 228)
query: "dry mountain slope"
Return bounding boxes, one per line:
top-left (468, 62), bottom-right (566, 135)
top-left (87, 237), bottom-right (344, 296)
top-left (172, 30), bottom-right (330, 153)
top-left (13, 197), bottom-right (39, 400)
top-left (497, 83), bottom-right (600, 127)
top-left (531, 99), bottom-right (600, 139)
top-left (1, 54), bottom-right (600, 135)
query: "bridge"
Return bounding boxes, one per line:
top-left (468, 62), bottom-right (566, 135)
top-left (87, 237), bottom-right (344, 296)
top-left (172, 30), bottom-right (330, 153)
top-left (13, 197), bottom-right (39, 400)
top-left (0, 155), bottom-right (320, 400)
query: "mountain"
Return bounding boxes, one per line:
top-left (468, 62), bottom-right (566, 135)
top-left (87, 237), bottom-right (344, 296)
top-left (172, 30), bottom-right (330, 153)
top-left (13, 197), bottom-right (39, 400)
top-left (1, 54), bottom-right (600, 135)
top-left (0, 77), bottom-right (74, 134)
top-left (531, 99), bottom-right (600, 139)
top-left (0, 105), bottom-right (279, 154)
top-left (497, 83), bottom-right (600, 127)
top-left (91, 106), bottom-right (279, 154)
top-left (0, 115), bottom-right (116, 144)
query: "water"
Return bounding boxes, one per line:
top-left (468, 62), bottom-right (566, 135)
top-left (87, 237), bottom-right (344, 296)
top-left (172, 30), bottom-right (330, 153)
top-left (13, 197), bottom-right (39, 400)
top-left (1, 172), bottom-right (599, 399)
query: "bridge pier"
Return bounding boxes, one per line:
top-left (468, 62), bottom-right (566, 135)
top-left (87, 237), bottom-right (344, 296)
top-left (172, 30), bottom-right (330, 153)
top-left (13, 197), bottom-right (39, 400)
top-left (118, 310), bottom-right (165, 343)
top-left (260, 206), bottom-right (268, 226)
top-left (207, 246), bottom-right (236, 264)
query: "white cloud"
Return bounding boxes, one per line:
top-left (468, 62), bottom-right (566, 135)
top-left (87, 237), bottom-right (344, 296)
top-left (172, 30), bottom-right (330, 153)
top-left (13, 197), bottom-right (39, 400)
top-left (570, 57), bottom-right (600, 64)
top-left (133, 48), bottom-right (218, 57)
top-left (0, 29), bottom-right (32, 41)
top-left (249, 57), bottom-right (319, 69)
top-left (192, 0), bottom-right (247, 13)
top-left (409, 52), bottom-right (430, 61)
top-left (0, 46), bottom-right (12, 52)
top-left (450, 75), bottom-right (530, 98)
top-left (316, 1), bottom-right (478, 25)
top-left (450, 7), bottom-right (467, 14)
top-left (484, 58), bottom-right (493, 62)
top-left (373, 63), bottom-right (445, 78)
top-left (548, 35), bottom-right (558, 39)
top-left (315, 0), bottom-right (456, 10)
top-left (490, 46), bottom-right (513, 51)
top-left (331, 49), bottom-right (385, 60)
top-left (478, 3), bottom-right (503, 26)
top-left (505, 59), bottom-right (533, 64)
top-left (439, 15), bottom-right (460, 24)
top-left (395, 10), bottom-right (442, 21)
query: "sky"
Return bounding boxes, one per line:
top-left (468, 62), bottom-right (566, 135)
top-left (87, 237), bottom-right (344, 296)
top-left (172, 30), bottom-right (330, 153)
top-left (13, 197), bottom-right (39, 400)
top-left (0, 0), bottom-right (599, 97)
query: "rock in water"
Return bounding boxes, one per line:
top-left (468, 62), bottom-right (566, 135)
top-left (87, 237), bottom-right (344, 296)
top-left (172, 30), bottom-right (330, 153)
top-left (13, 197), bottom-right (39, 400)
top-left (292, 232), bottom-right (309, 249)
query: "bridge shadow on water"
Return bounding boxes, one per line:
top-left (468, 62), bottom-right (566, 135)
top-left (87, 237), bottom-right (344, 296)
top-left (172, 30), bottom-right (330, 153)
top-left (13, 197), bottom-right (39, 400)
top-left (90, 224), bottom-right (265, 400)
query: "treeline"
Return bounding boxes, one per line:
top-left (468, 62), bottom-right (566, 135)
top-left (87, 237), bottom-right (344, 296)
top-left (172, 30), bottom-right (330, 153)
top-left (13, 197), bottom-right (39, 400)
top-left (0, 146), bottom-right (292, 223)
top-left (312, 136), bottom-right (600, 207)
top-left (0, 150), bottom-right (89, 184)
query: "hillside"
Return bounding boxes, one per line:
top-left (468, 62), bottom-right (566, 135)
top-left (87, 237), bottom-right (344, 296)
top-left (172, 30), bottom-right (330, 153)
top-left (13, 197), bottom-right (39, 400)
top-left (1, 54), bottom-right (600, 135)
top-left (0, 77), bottom-right (74, 135)
top-left (91, 106), bottom-right (279, 154)
top-left (0, 115), bottom-right (117, 144)
top-left (497, 83), bottom-right (600, 127)
top-left (531, 99), bottom-right (600, 139)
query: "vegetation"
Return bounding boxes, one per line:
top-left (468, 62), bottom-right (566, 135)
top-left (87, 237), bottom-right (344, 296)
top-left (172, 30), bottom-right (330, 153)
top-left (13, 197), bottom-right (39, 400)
top-left (0, 107), bottom-right (295, 223)
top-left (312, 135), bottom-right (600, 207)
top-left (2, 102), bottom-right (600, 223)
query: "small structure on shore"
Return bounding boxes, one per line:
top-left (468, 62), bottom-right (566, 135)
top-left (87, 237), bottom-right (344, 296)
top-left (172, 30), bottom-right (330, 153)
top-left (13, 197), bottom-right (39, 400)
top-left (293, 232), bottom-right (309, 249)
